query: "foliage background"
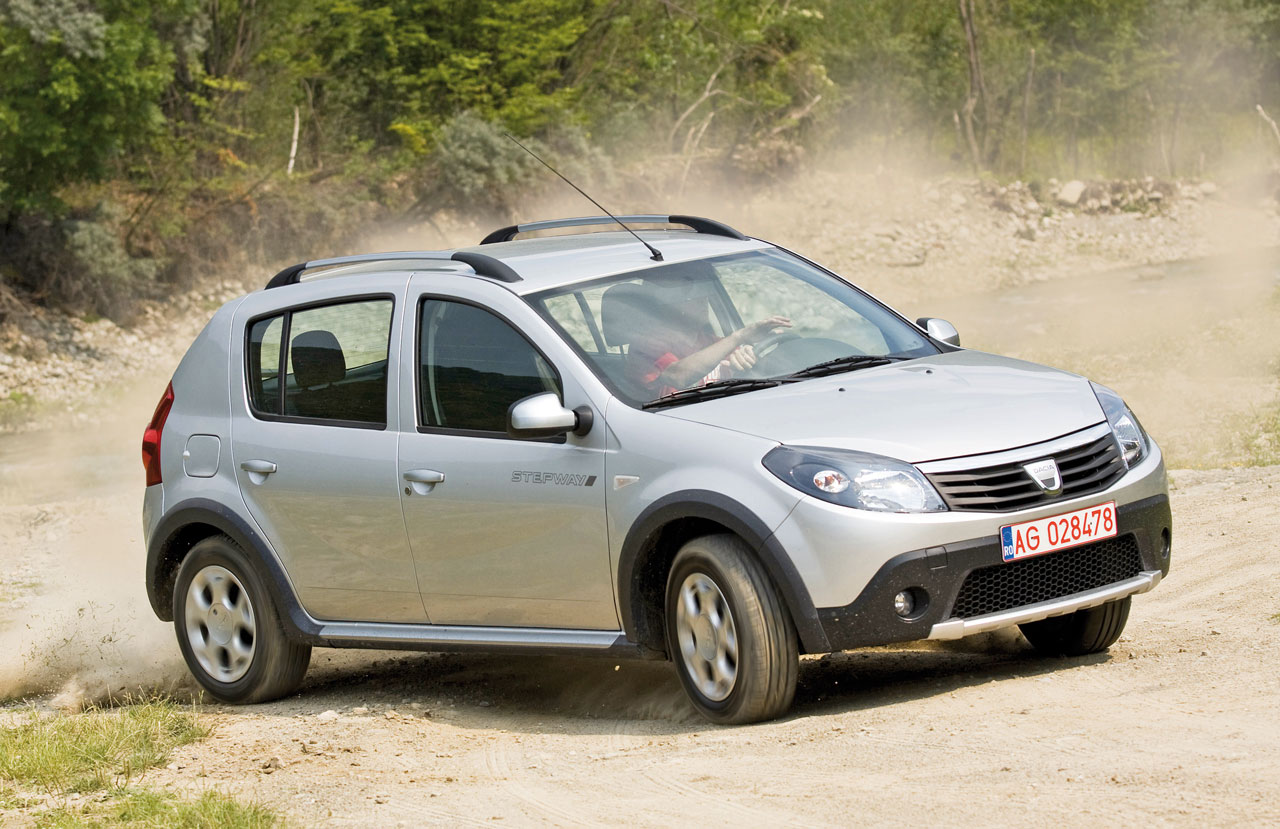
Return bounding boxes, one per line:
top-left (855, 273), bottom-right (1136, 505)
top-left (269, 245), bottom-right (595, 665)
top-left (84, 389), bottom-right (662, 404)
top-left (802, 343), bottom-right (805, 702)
top-left (1, 0), bottom-right (1278, 318)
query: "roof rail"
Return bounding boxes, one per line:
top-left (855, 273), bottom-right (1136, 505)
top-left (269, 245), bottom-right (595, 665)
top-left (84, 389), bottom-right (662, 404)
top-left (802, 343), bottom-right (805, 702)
top-left (264, 250), bottom-right (521, 289)
top-left (479, 214), bottom-right (748, 245)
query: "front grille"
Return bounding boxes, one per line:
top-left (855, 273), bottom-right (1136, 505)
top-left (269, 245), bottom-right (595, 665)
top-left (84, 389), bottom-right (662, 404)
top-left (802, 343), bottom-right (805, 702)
top-left (950, 534), bottom-right (1144, 619)
top-left (925, 432), bottom-right (1125, 512)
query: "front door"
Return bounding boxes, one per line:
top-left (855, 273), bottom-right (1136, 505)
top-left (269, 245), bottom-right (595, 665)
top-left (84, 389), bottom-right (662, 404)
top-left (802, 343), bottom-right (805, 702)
top-left (231, 284), bottom-right (425, 623)
top-left (397, 285), bottom-right (616, 629)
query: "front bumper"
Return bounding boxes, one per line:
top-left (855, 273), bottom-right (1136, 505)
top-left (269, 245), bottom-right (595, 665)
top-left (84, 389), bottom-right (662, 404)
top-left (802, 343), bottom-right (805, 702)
top-left (812, 492), bottom-right (1171, 651)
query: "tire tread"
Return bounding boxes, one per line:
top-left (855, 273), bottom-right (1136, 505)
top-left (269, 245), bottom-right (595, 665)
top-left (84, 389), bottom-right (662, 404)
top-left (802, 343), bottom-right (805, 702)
top-left (1020, 596), bottom-right (1131, 657)
top-left (174, 534), bottom-right (310, 704)
top-left (665, 534), bottom-right (798, 724)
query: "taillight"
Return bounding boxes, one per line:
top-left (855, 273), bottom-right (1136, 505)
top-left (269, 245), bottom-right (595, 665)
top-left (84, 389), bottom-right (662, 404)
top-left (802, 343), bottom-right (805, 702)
top-left (142, 382), bottom-right (174, 486)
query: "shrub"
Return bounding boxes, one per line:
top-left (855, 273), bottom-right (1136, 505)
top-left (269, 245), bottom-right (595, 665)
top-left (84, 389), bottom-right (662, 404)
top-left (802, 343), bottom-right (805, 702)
top-left (0, 203), bottom-right (159, 322)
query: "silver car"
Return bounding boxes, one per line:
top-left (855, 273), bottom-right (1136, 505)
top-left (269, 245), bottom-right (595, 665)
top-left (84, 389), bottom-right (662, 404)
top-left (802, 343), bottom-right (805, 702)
top-left (142, 215), bottom-right (1171, 723)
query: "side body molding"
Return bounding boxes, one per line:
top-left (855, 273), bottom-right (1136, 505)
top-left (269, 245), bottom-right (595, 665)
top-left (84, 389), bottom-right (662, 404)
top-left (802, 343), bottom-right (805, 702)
top-left (616, 490), bottom-right (831, 654)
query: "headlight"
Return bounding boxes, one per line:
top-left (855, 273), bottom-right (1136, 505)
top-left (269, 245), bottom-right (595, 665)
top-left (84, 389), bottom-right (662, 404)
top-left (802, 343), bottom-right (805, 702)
top-left (1091, 382), bottom-right (1148, 467)
top-left (763, 446), bottom-right (947, 513)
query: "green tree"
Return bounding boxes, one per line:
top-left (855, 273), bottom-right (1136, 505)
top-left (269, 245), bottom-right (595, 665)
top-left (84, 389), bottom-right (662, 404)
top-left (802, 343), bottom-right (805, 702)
top-left (0, 0), bottom-right (182, 222)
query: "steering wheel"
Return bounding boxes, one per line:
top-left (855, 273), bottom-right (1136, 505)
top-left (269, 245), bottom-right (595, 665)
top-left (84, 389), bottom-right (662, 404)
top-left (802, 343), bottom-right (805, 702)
top-left (734, 331), bottom-right (803, 378)
top-left (750, 331), bottom-right (802, 358)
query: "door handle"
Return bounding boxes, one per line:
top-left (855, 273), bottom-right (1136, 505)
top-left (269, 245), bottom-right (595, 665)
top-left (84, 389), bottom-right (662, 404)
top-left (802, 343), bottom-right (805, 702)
top-left (403, 469), bottom-right (445, 484)
top-left (240, 460), bottom-right (278, 475)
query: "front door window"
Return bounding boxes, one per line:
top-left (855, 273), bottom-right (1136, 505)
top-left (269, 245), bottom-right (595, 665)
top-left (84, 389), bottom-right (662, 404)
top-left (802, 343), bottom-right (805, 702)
top-left (418, 299), bottom-right (560, 434)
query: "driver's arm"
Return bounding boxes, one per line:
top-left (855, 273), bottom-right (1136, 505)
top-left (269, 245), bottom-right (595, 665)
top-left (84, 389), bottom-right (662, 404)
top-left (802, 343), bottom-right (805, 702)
top-left (656, 316), bottom-right (792, 388)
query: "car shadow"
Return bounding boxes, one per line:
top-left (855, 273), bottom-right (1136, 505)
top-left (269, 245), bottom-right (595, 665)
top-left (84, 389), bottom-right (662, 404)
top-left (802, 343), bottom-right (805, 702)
top-left (791, 637), bottom-right (1113, 719)
top-left (228, 634), bottom-right (1114, 736)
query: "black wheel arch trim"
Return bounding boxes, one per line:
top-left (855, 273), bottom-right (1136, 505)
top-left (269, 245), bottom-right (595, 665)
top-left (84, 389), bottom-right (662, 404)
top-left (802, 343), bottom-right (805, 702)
top-left (616, 490), bottom-right (831, 654)
top-left (146, 497), bottom-right (321, 641)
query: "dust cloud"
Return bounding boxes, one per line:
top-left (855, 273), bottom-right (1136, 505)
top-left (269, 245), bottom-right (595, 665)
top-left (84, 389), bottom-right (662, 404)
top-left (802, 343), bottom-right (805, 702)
top-left (0, 370), bottom-right (192, 709)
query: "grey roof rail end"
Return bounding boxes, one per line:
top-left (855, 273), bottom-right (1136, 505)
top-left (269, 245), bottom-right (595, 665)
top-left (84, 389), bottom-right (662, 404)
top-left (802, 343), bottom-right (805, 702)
top-left (479, 214), bottom-right (748, 245)
top-left (265, 262), bottom-right (308, 290)
top-left (449, 251), bottom-right (522, 283)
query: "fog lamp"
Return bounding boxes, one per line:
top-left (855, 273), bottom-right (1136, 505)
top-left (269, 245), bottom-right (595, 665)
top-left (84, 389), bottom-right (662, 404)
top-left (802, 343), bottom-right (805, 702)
top-left (893, 590), bottom-right (915, 617)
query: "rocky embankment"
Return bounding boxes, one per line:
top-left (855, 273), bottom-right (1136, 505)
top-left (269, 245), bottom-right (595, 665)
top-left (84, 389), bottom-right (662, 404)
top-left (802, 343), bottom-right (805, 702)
top-left (0, 280), bottom-right (247, 431)
top-left (752, 172), bottom-right (1278, 305)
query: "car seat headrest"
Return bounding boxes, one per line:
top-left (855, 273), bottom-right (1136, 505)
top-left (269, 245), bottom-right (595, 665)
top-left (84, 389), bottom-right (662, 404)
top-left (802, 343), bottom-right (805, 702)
top-left (600, 283), bottom-right (669, 348)
top-left (292, 330), bottom-right (346, 387)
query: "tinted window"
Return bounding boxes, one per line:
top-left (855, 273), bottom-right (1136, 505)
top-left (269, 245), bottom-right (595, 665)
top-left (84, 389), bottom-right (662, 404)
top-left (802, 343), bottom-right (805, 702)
top-left (419, 300), bottom-right (560, 433)
top-left (247, 298), bottom-right (393, 426)
top-left (285, 300), bottom-right (392, 424)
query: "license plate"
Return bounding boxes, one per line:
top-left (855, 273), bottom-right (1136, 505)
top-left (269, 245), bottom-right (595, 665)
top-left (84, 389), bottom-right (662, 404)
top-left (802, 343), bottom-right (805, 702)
top-left (1000, 501), bottom-right (1117, 562)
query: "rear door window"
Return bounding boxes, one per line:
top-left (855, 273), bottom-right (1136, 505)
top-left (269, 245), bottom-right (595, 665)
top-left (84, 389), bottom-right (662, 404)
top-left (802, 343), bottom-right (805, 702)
top-left (246, 298), bottom-right (393, 426)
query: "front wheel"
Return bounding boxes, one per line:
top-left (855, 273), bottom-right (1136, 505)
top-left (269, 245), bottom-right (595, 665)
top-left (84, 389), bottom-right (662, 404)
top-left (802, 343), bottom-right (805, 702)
top-left (665, 534), bottom-right (798, 724)
top-left (1019, 596), bottom-right (1131, 656)
top-left (173, 535), bottom-right (310, 703)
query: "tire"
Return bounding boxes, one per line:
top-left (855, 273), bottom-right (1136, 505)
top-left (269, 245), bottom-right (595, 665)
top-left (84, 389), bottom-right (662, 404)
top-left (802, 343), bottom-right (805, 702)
top-left (664, 534), bottom-right (798, 724)
top-left (173, 534), bottom-right (311, 703)
top-left (1019, 596), bottom-right (1131, 657)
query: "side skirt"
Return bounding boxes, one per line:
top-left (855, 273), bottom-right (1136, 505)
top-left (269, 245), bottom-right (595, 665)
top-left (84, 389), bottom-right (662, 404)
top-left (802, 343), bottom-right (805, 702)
top-left (313, 622), bottom-right (661, 660)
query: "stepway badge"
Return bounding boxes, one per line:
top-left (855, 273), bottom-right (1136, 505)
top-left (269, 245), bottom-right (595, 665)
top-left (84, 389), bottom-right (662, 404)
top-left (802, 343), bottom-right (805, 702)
top-left (511, 470), bottom-right (597, 487)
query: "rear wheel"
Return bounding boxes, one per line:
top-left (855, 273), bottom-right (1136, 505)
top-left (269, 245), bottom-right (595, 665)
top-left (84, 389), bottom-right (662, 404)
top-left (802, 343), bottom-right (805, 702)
top-left (1019, 596), bottom-right (1131, 656)
top-left (173, 535), bottom-right (310, 703)
top-left (664, 534), bottom-right (798, 724)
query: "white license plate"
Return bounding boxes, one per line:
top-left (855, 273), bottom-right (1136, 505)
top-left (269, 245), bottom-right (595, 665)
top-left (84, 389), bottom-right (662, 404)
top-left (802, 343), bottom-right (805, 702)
top-left (1000, 501), bottom-right (1117, 562)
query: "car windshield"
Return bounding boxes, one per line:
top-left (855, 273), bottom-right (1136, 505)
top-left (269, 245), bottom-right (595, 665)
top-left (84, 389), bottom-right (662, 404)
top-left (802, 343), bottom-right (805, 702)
top-left (530, 249), bottom-right (940, 407)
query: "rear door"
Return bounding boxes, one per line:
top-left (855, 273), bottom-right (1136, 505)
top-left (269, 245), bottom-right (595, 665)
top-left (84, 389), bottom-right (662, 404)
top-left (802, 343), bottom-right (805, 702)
top-left (396, 274), bottom-right (616, 629)
top-left (230, 276), bottom-right (426, 623)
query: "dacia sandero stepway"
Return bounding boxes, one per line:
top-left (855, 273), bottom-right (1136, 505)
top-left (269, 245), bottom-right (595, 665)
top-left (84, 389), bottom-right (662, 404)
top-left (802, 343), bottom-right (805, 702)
top-left (142, 215), bottom-right (1171, 723)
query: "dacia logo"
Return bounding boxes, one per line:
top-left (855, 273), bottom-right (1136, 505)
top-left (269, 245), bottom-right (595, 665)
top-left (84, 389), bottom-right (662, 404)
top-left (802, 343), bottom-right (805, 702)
top-left (1023, 459), bottom-right (1062, 495)
top-left (511, 471), bottom-right (598, 487)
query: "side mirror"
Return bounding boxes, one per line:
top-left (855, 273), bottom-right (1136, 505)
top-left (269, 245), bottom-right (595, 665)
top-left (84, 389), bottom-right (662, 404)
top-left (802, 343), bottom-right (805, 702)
top-left (507, 392), bottom-right (593, 439)
top-left (916, 317), bottom-right (961, 347)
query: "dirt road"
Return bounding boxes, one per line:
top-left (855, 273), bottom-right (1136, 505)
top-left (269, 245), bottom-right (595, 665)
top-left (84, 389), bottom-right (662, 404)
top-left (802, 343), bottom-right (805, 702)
top-left (2, 244), bottom-right (1279, 825)
top-left (153, 466), bottom-right (1280, 826)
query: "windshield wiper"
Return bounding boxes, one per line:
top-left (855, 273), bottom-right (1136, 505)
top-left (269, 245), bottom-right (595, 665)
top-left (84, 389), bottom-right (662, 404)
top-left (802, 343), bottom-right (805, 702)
top-left (783, 354), bottom-right (904, 380)
top-left (642, 378), bottom-right (784, 410)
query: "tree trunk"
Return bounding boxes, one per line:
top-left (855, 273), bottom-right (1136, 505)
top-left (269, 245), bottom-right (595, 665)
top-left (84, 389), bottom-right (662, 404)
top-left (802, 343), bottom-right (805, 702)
top-left (1256, 105), bottom-right (1280, 154)
top-left (1146, 89), bottom-right (1173, 178)
top-left (1020, 48), bottom-right (1036, 177)
top-left (287, 107), bottom-right (300, 177)
top-left (960, 100), bottom-right (981, 174)
top-left (1070, 118), bottom-right (1079, 177)
top-left (957, 0), bottom-right (991, 168)
top-left (1167, 95), bottom-right (1183, 178)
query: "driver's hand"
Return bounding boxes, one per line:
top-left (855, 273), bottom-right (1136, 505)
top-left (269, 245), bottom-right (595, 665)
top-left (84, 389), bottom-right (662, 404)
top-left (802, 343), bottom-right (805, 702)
top-left (722, 344), bottom-right (757, 372)
top-left (740, 315), bottom-right (792, 344)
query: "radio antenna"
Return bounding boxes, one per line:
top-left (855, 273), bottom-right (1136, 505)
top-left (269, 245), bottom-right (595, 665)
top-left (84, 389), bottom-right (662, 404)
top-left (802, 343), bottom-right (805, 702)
top-left (503, 133), bottom-right (663, 262)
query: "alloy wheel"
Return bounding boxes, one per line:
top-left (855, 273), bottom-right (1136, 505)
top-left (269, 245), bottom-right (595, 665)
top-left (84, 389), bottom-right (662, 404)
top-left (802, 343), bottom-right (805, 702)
top-left (184, 564), bottom-right (256, 683)
top-left (674, 572), bottom-right (739, 701)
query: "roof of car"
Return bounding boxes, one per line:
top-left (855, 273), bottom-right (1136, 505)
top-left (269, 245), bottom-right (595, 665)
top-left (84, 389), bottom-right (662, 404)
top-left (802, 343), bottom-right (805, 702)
top-left (275, 218), bottom-right (774, 296)
top-left (455, 230), bottom-right (772, 294)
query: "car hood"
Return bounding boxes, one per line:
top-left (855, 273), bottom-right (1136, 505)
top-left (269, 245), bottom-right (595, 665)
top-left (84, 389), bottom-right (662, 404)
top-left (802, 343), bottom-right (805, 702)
top-left (660, 350), bottom-right (1106, 463)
